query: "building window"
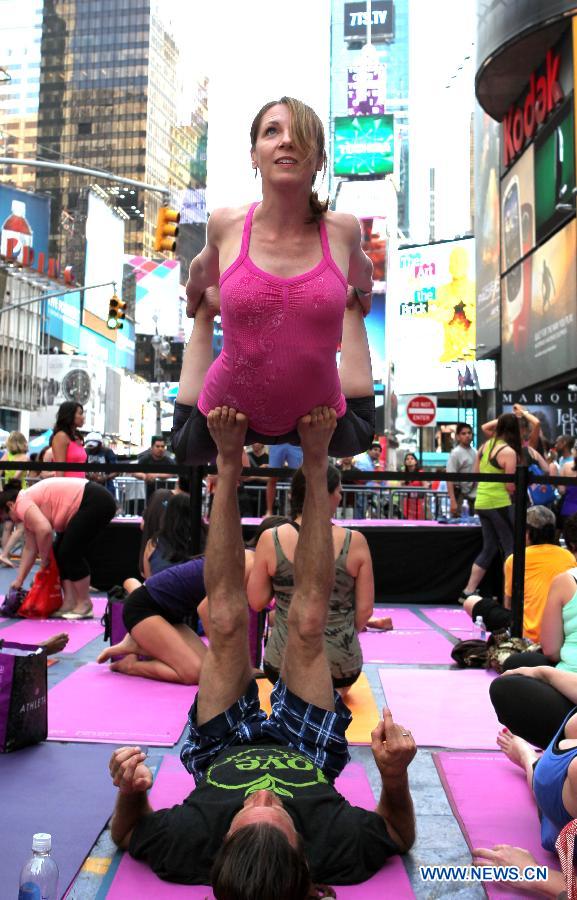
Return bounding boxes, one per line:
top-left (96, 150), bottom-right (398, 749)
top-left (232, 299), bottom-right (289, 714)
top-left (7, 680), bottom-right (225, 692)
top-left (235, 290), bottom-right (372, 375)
top-left (78, 121), bottom-right (92, 135)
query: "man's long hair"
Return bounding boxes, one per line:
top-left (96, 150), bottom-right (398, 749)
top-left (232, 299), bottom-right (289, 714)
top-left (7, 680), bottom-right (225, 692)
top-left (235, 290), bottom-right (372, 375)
top-left (211, 824), bottom-right (311, 900)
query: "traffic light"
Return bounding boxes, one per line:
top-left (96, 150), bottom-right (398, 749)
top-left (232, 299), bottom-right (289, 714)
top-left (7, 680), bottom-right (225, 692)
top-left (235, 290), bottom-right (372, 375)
top-left (154, 206), bottom-right (180, 252)
top-left (107, 294), bottom-right (127, 330)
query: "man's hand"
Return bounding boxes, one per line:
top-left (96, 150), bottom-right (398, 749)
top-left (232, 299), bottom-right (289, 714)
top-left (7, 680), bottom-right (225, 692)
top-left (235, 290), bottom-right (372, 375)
top-left (186, 284), bottom-right (221, 319)
top-left (346, 285), bottom-right (371, 317)
top-left (371, 707), bottom-right (417, 780)
top-left (109, 747), bottom-right (153, 795)
top-left (450, 501), bottom-right (459, 517)
top-left (9, 578), bottom-right (23, 591)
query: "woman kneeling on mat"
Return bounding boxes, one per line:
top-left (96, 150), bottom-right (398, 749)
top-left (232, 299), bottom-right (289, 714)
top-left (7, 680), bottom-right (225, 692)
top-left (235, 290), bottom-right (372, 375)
top-left (0, 477), bottom-right (116, 618)
top-left (247, 463), bottom-right (375, 696)
top-left (172, 96), bottom-right (375, 465)
top-left (98, 559), bottom-right (209, 685)
top-left (99, 517), bottom-right (286, 684)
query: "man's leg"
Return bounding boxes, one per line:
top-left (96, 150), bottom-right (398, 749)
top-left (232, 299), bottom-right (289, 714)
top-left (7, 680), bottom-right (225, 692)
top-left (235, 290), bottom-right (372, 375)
top-left (195, 406), bottom-right (253, 726)
top-left (280, 407), bottom-right (337, 712)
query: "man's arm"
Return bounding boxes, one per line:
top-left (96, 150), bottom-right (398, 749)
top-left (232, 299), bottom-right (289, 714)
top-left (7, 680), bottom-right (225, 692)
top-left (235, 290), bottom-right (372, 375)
top-left (371, 708), bottom-right (416, 852)
top-left (185, 210), bottom-right (224, 317)
top-left (109, 746), bottom-right (154, 850)
top-left (446, 452), bottom-right (458, 513)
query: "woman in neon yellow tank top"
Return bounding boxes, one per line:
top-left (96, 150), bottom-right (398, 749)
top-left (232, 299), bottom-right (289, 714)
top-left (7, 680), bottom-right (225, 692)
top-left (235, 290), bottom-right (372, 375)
top-left (460, 413), bottom-right (522, 600)
top-left (0, 431), bottom-right (29, 567)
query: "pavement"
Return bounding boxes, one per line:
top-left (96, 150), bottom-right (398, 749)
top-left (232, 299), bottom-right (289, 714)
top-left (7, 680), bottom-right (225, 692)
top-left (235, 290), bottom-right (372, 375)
top-left (0, 563), bottom-right (492, 899)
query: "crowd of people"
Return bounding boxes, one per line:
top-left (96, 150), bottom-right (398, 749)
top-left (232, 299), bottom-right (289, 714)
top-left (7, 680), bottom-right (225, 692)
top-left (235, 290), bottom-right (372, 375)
top-left (3, 94), bottom-right (577, 896)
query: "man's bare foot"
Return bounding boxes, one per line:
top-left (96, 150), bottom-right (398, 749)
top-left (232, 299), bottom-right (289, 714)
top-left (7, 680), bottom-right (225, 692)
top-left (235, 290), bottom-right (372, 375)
top-left (110, 653), bottom-right (138, 675)
top-left (40, 632), bottom-right (69, 655)
top-left (297, 406), bottom-right (337, 465)
top-left (97, 633), bottom-right (142, 664)
top-left (497, 728), bottom-right (541, 770)
top-left (207, 406), bottom-right (248, 475)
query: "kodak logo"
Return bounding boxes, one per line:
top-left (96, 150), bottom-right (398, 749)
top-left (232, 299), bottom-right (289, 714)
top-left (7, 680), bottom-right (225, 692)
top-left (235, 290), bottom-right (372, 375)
top-left (503, 49), bottom-right (563, 168)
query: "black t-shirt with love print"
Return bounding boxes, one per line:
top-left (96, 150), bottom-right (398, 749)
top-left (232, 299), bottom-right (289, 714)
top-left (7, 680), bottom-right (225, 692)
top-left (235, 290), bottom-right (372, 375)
top-left (129, 744), bottom-right (399, 885)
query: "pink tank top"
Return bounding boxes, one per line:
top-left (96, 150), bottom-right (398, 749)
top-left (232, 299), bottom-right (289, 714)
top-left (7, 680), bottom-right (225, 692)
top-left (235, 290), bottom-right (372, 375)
top-left (65, 440), bottom-right (87, 478)
top-left (197, 203), bottom-right (348, 435)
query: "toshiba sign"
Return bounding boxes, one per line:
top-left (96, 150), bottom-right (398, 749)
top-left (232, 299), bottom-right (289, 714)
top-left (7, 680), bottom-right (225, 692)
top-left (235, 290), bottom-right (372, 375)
top-left (502, 49), bottom-right (564, 169)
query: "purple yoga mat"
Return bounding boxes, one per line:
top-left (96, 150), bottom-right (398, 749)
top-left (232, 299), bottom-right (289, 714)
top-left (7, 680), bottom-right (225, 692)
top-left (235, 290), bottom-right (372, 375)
top-left (360, 628), bottom-right (453, 664)
top-left (434, 752), bottom-right (558, 899)
top-left (378, 668), bottom-right (499, 749)
top-left (0, 742), bottom-right (114, 899)
top-left (422, 607), bottom-right (473, 634)
top-left (0, 617), bottom-right (104, 653)
top-left (48, 663), bottom-right (196, 745)
top-left (372, 606), bottom-right (428, 629)
top-left (105, 757), bottom-right (414, 899)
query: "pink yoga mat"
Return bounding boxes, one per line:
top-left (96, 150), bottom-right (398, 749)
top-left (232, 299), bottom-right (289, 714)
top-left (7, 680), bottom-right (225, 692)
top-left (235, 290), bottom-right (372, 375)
top-left (422, 607), bottom-right (474, 633)
top-left (360, 629), bottom-right (453, 664)
top-left (106, 757), bottom-right (414, 899)
top-left (48, 663), bottom-right (196, 745)
top-left (372, 606), bottom-right (428, 629)
top-left (434, 752), bottom-right (558, 899)
top-left (0, 617), bottom-right (104, 654)
top-left (378, 668), bottom-right (499, 749)
top-left (91, 596), bottom-right (108, 618)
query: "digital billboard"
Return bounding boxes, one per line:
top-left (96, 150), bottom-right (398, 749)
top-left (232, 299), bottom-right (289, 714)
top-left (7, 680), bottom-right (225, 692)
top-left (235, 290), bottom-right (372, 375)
top-left (348, 65), bottom-right (387, 116)
top-left (0, 185), bottom-right (50, 263)
top-left (124, 256), bottom-right (182, 337)
top-left (84, 191), bottom-right (126, 326)
top-left (389, 238), bottom-right (477, 394)
top-left (501, 145), bottom-right (535, 274)
top-left (44, 290), bottom-right (81, 347)
top-left (501, 219), bottom-right (577, 390)
top-left (534, 96), bottom-right (575, 242)
top-left (344, 1), bottom-right (395, 42)
top-left (333, 115), bottom-right (394, 176)
top-left (474, 108), bottom-right (501, 354)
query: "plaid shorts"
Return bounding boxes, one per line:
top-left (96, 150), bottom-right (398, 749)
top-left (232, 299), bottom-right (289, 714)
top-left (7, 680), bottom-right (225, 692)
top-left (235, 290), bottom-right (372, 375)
top-left (180, 678), bottom-right (352, 785)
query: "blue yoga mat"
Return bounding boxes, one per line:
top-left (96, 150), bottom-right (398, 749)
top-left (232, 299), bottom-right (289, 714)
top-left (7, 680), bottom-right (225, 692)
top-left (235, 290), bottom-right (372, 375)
top-left (0, 742), bottom-right (115, 898)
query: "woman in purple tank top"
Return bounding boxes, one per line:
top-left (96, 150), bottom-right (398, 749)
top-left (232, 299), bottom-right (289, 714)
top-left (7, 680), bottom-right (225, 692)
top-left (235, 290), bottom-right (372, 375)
top-left (172, 96), bottom-right (376, 465)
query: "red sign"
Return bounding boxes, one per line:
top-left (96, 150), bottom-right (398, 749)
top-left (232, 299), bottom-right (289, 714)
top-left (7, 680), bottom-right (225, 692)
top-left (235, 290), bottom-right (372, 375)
top-left (406, 395), bottom-right (437, 427)
top-left (502, 49), bottom-right (563, 169)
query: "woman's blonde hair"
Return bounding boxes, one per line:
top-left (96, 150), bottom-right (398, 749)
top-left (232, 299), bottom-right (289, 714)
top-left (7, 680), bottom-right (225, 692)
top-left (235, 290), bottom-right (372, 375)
top-left (250, 96), bottom-right (329, 223)
top-left (6, 431), bottom-right (28, 454)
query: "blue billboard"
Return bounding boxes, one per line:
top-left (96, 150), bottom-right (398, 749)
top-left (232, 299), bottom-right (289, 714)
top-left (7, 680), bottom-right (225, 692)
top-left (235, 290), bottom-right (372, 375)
top-left (0, 185), bottom-right (50, 262)
top-left (44, 289), bottom-right (82, 347)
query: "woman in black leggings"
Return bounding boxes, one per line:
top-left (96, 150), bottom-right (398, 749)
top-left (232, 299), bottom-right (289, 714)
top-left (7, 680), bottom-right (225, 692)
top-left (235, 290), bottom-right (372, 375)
top-left (0, 477), bottom-right (116, 618)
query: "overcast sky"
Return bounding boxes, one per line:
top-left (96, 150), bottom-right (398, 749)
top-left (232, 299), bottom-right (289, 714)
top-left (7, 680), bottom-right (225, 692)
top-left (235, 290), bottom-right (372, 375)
top-left (171, 0), bottom-right (332, 210)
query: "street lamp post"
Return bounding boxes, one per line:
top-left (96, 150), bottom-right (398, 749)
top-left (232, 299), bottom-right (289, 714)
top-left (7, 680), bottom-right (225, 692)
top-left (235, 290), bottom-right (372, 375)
top-left (150, 314), bottom-right (170, 435)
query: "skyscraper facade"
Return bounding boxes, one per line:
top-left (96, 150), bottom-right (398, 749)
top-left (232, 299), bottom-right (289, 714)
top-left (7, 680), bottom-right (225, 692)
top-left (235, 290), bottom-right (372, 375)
top-left (30, 0), bottom-right (198, 265)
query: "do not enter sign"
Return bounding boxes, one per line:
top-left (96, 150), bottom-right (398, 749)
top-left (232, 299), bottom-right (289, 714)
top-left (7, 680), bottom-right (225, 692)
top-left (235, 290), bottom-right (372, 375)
top-left (406, 395), bottom-right (437, 427)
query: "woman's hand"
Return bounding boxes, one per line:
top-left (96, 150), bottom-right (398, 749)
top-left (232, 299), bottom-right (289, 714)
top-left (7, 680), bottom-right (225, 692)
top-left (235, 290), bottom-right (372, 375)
top-left (346, 285), bottom-right (371, 316)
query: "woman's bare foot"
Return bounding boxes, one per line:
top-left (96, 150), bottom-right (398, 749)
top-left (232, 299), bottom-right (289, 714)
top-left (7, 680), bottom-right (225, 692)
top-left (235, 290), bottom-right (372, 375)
top-left (40, 633), bottom-right (69, 655)
top-left (97, 633), bottom-right (142, 664)
top-left (110, 653), bottom-right (138, 675)
top-left (0, 554), bottom-right (15, 568)
top-left (207, 406), bottom-right (248, 475)
top-left (497, 728), bottom-right (541, 770)
top-left (365, 617), bottom-right (394, 631)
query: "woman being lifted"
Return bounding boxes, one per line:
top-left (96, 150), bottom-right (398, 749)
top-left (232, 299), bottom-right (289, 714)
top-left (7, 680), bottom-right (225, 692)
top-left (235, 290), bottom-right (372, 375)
top-left (172, 96), bottom-right (375, 464)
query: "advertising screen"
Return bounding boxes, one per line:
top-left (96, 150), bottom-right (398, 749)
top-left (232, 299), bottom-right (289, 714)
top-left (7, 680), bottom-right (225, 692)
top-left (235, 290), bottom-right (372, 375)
top-left (474, 108), bottom-right (501, 354)
top-left (348, 65), bottom-right (387, 116)
top-left (124, 256), bottom-right (182, 337)
top-left (501, 219), bottom-right (577, 390)
top-left (44, 290), bottom-right (81, 347)
top-left (389, 238), bottom-right (477, 394)
top-left (344, 1), bottom-right (395, 41)
top-left (534, 97), bottom-right (575, 243)
top-left (334, 115), bottom-right (394, 176)
top-left (84, 192), bottom-right (126, 324)
top-left (360, 216), bottom-right (387, 289)
top-left (501, 145), bottom-right (535, 273)
top-left (501, 388), bottom-right (577, 440)
top-left (0, 185), bottom-right (50, 263)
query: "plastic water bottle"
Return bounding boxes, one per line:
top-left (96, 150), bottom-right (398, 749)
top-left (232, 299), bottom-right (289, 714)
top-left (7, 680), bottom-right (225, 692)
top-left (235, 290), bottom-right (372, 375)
top-left (18, 834), bottom-right (59, 900)
top-left (461, 499), bottom-right (470, 523)
top-left (475, 615), bottom-right (486, 641)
